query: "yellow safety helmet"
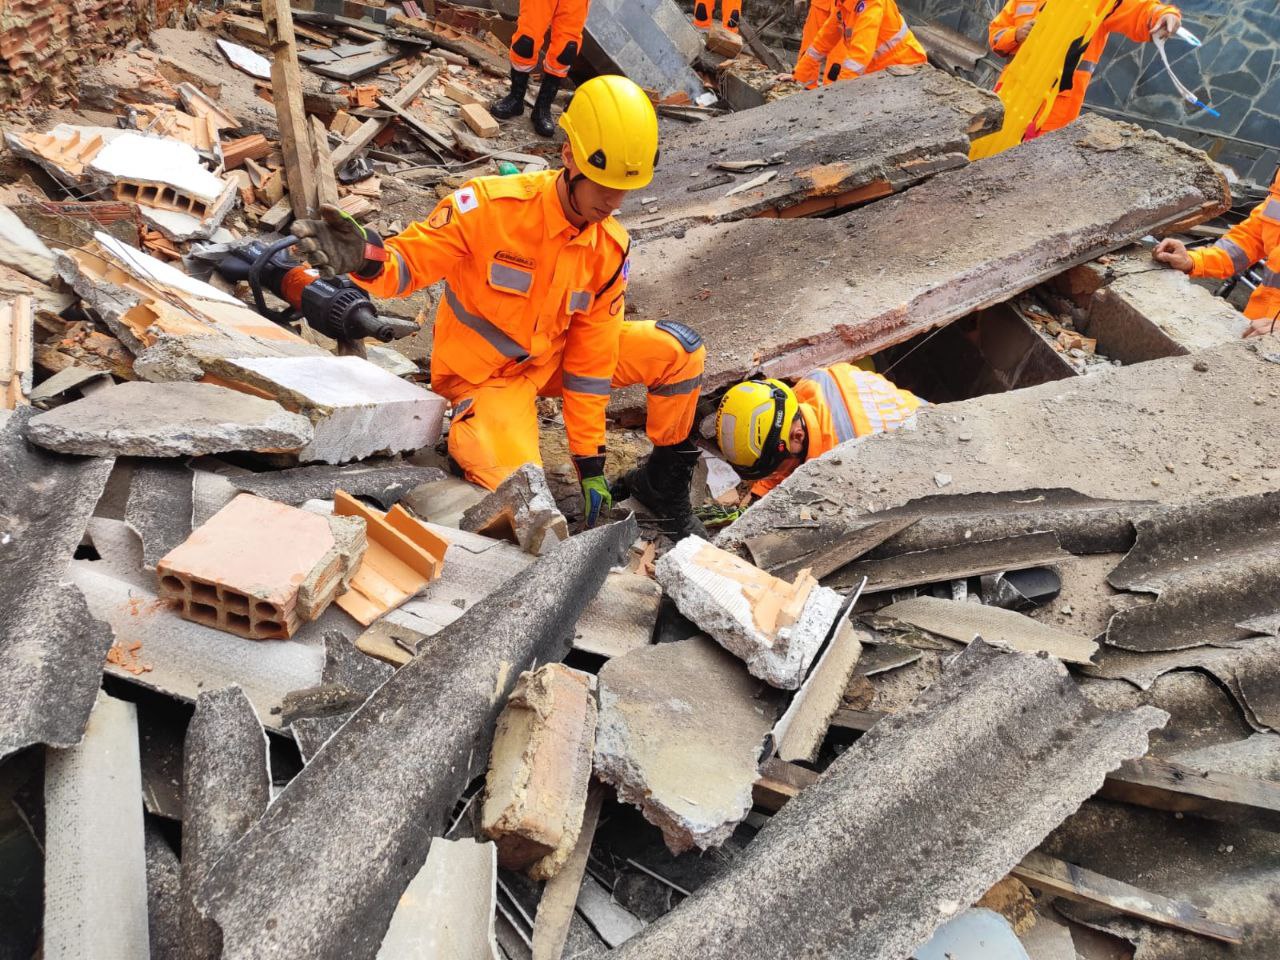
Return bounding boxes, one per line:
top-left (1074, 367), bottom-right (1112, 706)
top-left (715, 379), bottom-right (800, 480)
top-left (559, 75), bottom-right (659, 191)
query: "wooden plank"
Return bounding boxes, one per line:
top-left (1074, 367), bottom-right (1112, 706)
top-left (829, 708), bottom-right (885, 732)
top-left (460, 103), bottom-right (499, 138)
top-left (531, 785), bottom-right (604, 960)
top-left (262, 0), bottom-right (318, 219)
top-left (752, 757), bottom-right (819, 813)
top-left (331, 59), bottom-right (443, 169)
top-left (389, 13), bottom-right (508, 76)
top-left (1012, 851), bottom-right (1244, 944)
top-left (1, 295), bottom-right (34, 409)
top-left (260, 196), bottom-right (294, 231)
top-left (375, 95), bottom-right (455, 154)
top-left (309, 117), bottom-right (341, 209)
top-left (1100, 756), bottom-right (1280, 834)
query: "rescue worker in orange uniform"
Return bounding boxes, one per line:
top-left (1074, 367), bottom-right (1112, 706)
top-left (715, 363), bottom-right (924, 498)
top-left (293, 77), bottom-right (708, 537)
top-left (694, 0), bottom-right (742, 34)
top-left (490, 0), bottom-right (591, 137)
top-left (794, 0), bottom-right (849, 87)
top-left (988, 0), bottom-right (1181, 137)
top-left (1153, 167), bottom-right (1280, 337)
top-left (793, 0), bottom-right (926, 89)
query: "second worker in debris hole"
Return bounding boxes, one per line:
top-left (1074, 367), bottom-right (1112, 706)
top-left (793, 0), bottom-right (926, 89)
top-left (715, 363), bottom-right (924, 499)
top-left (292, 76), bottom-right (708, 539)
top-left (490, 0), bottom-right (589, 136)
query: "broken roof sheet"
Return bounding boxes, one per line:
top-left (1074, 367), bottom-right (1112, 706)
top-left (1105, 491), bottom-right (1280, 652)
top-left (621, 66), bottom-right (1001, 239)
top-left (611, 642), bottom-right (1165, 959)
top-left (723, 340), bottom-right (1280, 555)
top-left (625, 115), bottom-right (1228, 401)
top-left (0, 408), bottom-right (115, 760)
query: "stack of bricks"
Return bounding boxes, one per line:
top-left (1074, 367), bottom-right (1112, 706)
top-left (156, 494), bottom-right (366, 641)
top-left (0, 0), bottom-right (189, 109)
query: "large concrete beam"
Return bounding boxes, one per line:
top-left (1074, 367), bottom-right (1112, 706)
top-left (622, 66), bottom-right (1001, 240)
top-left (722, 338), bottom-right (1280, 551)
top-left (625, 116), bottom-right (1229, 402)
top-left (197, 517), bottom-right (638, 960)
top-left (611, 642), bottom-right (1166, 960)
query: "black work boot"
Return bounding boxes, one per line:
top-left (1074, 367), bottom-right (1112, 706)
top-left (616, 440), bottom-right (708, 540)
top-left (490, 68), bottom-right (529, 120)
top-left (531, 75), bottom-right (562, 138)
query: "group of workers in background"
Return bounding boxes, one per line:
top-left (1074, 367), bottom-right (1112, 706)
top-left (292, 0), bottom-right (1279, 538)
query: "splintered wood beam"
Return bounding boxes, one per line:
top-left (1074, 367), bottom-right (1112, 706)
top-left (1012, 851), bottom-right (1244, 944)
top-left (331, 59), bottom-right (444, 170)
top-left (1100, 756), bottom-right (1280, 834)
top-left (262, 0), bottom-right (318, 219)
top-left (308, 116), bottom-right (340, 210)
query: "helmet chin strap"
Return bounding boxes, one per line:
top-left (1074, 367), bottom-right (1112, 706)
top-left (562, 169), bottom-right (589, 221)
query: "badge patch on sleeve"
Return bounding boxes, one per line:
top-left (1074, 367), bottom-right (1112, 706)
top-left (428, 205), bottom-right (453, 229)
top-left (621, 257), bottom-right (631, 282)
top-left (454, 186), bottom-right (479, 214)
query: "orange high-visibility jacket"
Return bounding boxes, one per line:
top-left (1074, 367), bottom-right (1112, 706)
top-left (800, 0), bottom-right (926, 84)
top-left (752, 363), bottom-right (924, 496)
top-left (1189, 170), bottom-right (1280, 323)
top-left (989, 0), bottom-right (1179, 134)
top-left (352, 169), bottom-right (629, 459)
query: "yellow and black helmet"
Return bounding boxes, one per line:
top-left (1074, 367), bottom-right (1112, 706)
top-left (715, 378), bottom-right (799, 480)
top-left (559, 75), bottom-right (659, 191)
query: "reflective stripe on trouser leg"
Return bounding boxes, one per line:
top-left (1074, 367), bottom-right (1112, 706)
top-left (612, 320), bottom-right (706, 446)
top-left (509, 0), bottom-right (552, 71)
top-left (438, 374), bottom-right (543, 490)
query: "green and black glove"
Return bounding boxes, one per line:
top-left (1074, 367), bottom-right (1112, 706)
top-left (574, 455), bottom-right (612, 528)
top-left (292, 202), bottom-right (375, 277)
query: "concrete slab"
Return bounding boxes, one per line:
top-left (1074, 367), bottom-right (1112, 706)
top-left (877, 596), bottom-right (1098, 664)
top-left (376, 838), bottom-right (499, 960)
top-left (0, 408), bottom-right (114, 760)
top-left (26, 381), bottom-right (314, 457)
top-left (197, 518), bottom-right (637, 960)
top-left (204, 355), bottom-right (446, 463)
top-left (722, 339), bottom-right (1280, 555)
top-left (290, 633), bottom-right (396, 762)
top-left (179, 686), bottom-right (270, 960)
top-left (228, 460), bottom-right (445, 510)
top-left (44, 693), bottom-right (149, 960)
top-left (583, 0), bottom-right (704, 102)
top-left (594, 635), bottom-right (777, 853)
top-left (610, 642), bottom-right (1166, 960)
top-left (146, 825), bottom-right (183, 960)
top-left (125, 458), bottom-right (195, 570)
top-left (624, 116), bottom-right (1229, 403)
top-left (655, 536), bottom-right (844, 689)
top-left (622, 66), bottom-right (1001, 240)
top-left (461, 464), bottom-right (568, 556)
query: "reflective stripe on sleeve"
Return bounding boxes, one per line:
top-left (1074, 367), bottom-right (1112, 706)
top-left (393, 250), bottom-right (411, 296)
top-left (805, 368), bottom-right (856, 442)
top-left (443, 283), bottom-right (529, 360)
top-left (1215, 237), bottom-right (1253, 274)
top-left (874, 23), bottom-right (909, 59)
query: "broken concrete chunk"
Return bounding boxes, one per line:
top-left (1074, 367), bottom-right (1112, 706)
top-left (157, 493), bottom-right (366, 639)
top-left (611, 642), bottom-right (1166, 960)
top-left (583, 0), bottom-right (704, 102)
top-left (204, 355), bottom-right (446, 464)
top-left (146, 825), bottom-right (184, 960)
top-left (877, 596), bottom-right (1098, 664)
top-left (461, 463), bottom-right (568, 556)
top-left (179, 686), bottom-right (271, 960)
top-left (376, 838), bottom-right (500, 960)
top-left (290, 633), bottom-right (396, 762)
top-left (44, 693), bottom-right (149, 960)
top-left (0, 205), bottom-right (56, 282)
top-left (196, 518), bottom-right (637, 960)
top-left (0, 407), bottom-right (115, 760)
top-left (772, 617), bottom-right (865, 763)
top-left (481, 664), bottom-right (597, 879)
top-left (655, 536), bottom-right (844, 689)
top-left (595, 635), bottom-right (776, 853)
top-left (26, 380), bottom-right (314, 457)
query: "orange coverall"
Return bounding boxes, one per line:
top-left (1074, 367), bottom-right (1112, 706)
top-left (353, 170), bottom-right (705, 489)
top-left (794, 0), bottom-right (926, 88)
top-left (795, 0), bottom-right (849, 86)
top-left (694, 0), bottom-right (742, 33)
top-left (509, 0), bottom-right (590, 78)
top-left (989, 0), bottom-right (1179, 135)
top-left (1188, 170), bottom-right (1280, 324)
top-left (751, 363), bottom-right (924, 496)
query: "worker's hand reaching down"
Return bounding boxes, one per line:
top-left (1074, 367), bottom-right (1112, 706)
top-left (574, 456), bottom-right (613, 528)
top-left (1153, 237), bottom-right (1193, 273)
top-left (1150, 11), bottom-right (1180, 40)
top-left (1015, 19), bottom-right (1035, 43)
top-left (1244, 316), bottom-right (1279, 339)
top-left (292, 203), bottom-right (370, 277)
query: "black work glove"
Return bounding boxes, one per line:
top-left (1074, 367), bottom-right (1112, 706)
top-left (292, 203), bottom-right (371, 277)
